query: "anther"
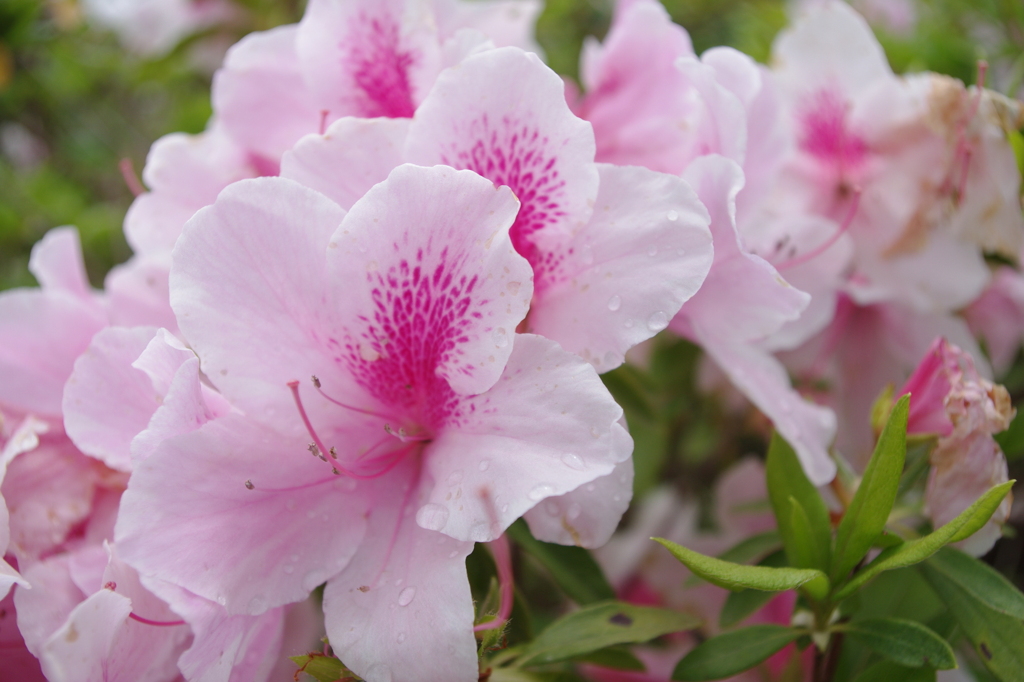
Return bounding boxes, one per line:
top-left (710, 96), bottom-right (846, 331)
top-left (311, 375), bottom-right (321, 389)
top-left (332, 468), bottom-right (341, 475)
top-left (330, 446), bottom-right (338, 460)
top-left (103, 581), bottom-right (117, 591)
top-left (244, 479), bottom-right (255, 490)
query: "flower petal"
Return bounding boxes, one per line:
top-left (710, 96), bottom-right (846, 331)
top-left (418, 333), bottom-right (629, 542)
top-left (527, 163), bottom-right (712, 371)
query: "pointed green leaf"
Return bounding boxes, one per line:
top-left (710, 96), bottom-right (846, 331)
top-left (672, 625), bottom-right (802, 681)
top-left (852, 661), bottom-right (937, 682)
top-left (920, 562), bottom-right (1024, 682)
top-left (925, 546), bottom-right (1024, 619)
top-left (833, 480), bottom-right (1014, 600)
top-left (507, 520), bottom-right (615, 605)
top-left (684, 531), bottom-right (782, 588)
top-left (766, 433), bottom-right (832, 573)
top-left (653, 537), bottom-right (829, 594)
top-left (841, 618), bottom-right (956, 669)
top-left (516, 601), bottom-right (700, 667)
top-left (290, 655), bottom-right (351, 682)
top-left (832, 395), bottom-right (909, 583)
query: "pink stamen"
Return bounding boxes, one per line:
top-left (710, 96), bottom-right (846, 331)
top-left (955, 147), bottom-right (974, 205)
top-left (319, 110), bottom-right (329, 135)
top-left (383, 423), bottom-right (431, 443)
top-left (777, 187), bottom-right (861, 271)
top-left (312, 376), bottom-right (392, 420)
top-left (473, 532), bottom-right (514, 632)
top-left (119, 158), bottom-right (145, 197)
top-left (128, 613), bottom-right (186, 627)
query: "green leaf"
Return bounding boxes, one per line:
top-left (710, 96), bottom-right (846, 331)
top-left (507, 520), bottom-right (615, 605)
top-left (516, 600), bottom-right (699, 667)
top-left (685, 531), bottom-right (782, 587)
top-left (841, 618), bottom-right (956, 669)
top-left (994, 402), bottom-right (1024, 461)
top-left (571, 647), bottom-right (645, 671)
top-left (833, 480), bottom-right (1014, 600)
top-left (653, 537), bottom-right (829, 595)
top-left (672, 625), bottom-right (802, 681)
top-left (920, 562), bottom-right (1024, 682)
top-left (290, 654), bottom-right (353, 682)
top-left (925, 547), bottom-right (1024, 619)
top-left (832, 395), bottom-right (909, 583)
top-left (766, 432), bottom-right (832, 573)
top-left (720, 588), bottom-right (777, 628)
top-left (852, 660), bottom-right (937, 682)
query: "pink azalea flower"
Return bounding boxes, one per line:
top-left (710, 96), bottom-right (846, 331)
top-left (282, 46), bottom-right (714, 374)
top-left (116, 165), bottom-right (632, 682)
top-left (965, 265), bottom-right (1024, 375)
top-left (897, 338), bottom-right (1013, 555)
top-left (670, 156), bottom-right (837, 485)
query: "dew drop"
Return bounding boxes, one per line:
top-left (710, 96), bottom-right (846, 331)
top-left (478, 459), bottom-right (490, 472)
top-left (586, 483), bottom-right (597, 493)
top-left (415, 503), bottom-right (450, 531)
top-left (561, 453), bottom-right (585, 470)
top-left (447, 470), bottom-right (463, 486)
top-left (647, 311), bottom-right (669, 332)
top-left (366, 664), bottom-right (393, 682)
top-left (397, 587), bottom-right (416, 606)
top-left (492, 327), bottom-right (509, 348)
top-left (647, 247), bottom-right (658, 257)
top-left (528, 484), bottom-right (554, 501)
top-left (667, 210), bottom-right (679, 221)
top-left (624, 319), bottom-right (634, 329)
top-left (501, 504), bottom-right (509, 513)
top-left (448, 549), bottom-right (459, 558)
top-left (247, 595), bottom-right (267, 613)
top-left (607, 295), bottom-right (621, 311)
top-left (215, 595), bottom-right (227, 606)
top-left (567, 503), bottom-right (583, 520)
top-left (397, 632), bottom-right (407, 644)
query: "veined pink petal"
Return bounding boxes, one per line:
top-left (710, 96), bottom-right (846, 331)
top-left (527, 163), bottom-right (712, 371)
top-left (297, 0), bottom-right (443, 120)
top-left (323, 459), bottom-right (476, 682)
top-left (419, 334), bottom-right (628, 542)
top-left (281, 117), bottom-right (411, 210)
top-left (430, 0), bottom-right (543, 53)
top-left (325, 164), bottom-right (530, 399)
top-left (63, 327), bottom-right (162, 472)
top-left (523, 452), bottom-right (633, 548)
top-left (15, 555), bottom-right (84, 657)
top-left (28, 228), bottom-right (92, 301)
top-left (116, 414), bottom-right (370, 615)
top-left (213, 25), bottom-right (323, 162)
top-left (105, 255), bottom-right (177, 332)
top-left (170, 177), bottom-right (346, 429)
top-left (406, 47), bottom-right (599, 286)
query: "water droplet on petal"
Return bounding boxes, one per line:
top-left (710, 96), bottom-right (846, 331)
top-left (607, 295), bottom-right (621, 311)
top-left (478, 459), bottom-right (490, 472)
top-left (528, 484), bottom-right (554, 501)
top-left (397, 587), bottom-right (416, 606)
top-left (492, 327), bottom-right (509, 348)
top-left (215, 595), bottom-right (227, 606)
top-left (586, 484), bottom-right (597, 493)
top-left (561, 453), bottom-right (585, 470)
top-left (366, 664), bottom-right (392, 682)
top-left (624, 319), bottom-right (634, 329)
top-left (447, 470), bottom-right (463, 486)
top-left (568, 503), bottom-right (583, 520)
top-left (415, 503), bottom-right (450, 531)
top-left (647, 311), bottom-right (669, 332)
top-left (397, 632), bottom-right (406, 644)
top-left (248, 595), bottom-right (267, 613)
top-left (501, 504), bottom-right (509, 513)
top-left (647, 247), bottom-right (658, 257)
top-left (667, 210), bottom-right (679, 221)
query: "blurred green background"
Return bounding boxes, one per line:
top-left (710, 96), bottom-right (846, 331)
top-left (1, 0), bottom-right (1021, 290)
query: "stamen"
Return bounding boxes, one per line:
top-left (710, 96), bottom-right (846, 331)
top-left (128, 613), bottom-right (187, 627)
top-left (119, 158), bottom-right (145, 197)
top-left (474, 488), bottom-right (513, 632)
top-left (384, 423), bottom-right (431, 443)
top-left (319, 109), bottom-right (330, 135)
top-left (288, 381), bottom-right (334, 466)
top-left (777, 187), bottom-right (861, 271)
top-left (244, 479), bottom-right (255, 490)
top-left (312, 376), bottom-right (392, 420)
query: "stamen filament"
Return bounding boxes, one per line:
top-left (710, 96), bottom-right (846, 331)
top-left (778, 187), bottom-right (861, 271)
top-left (129, 613), bottom-right (187, 627)
top-left (311, 376), bottom-right (392, 420)
top-left (473, 533), bottom-right (514, 632)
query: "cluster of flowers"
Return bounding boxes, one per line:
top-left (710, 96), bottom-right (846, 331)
top-left (1, 0), bottom-right (1021, 680)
